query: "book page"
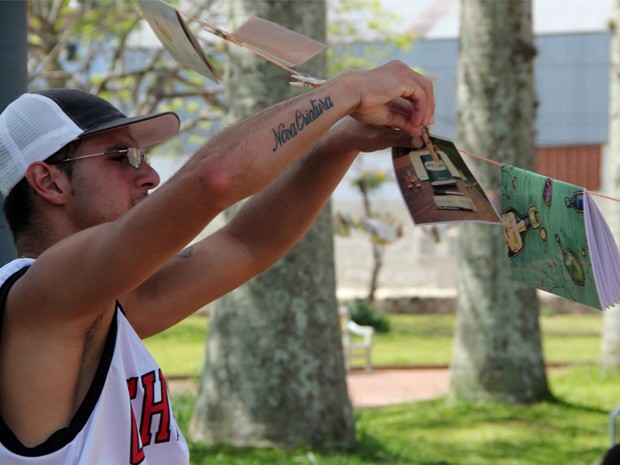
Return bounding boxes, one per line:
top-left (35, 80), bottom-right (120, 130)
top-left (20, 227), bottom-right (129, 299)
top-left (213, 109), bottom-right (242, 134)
top-left (392, 136), bottom-right (501, 226)
top-left (583, 191), bottom-right (620, 310)
top-left (137, 0), bottom-right (222, 82)
top-left (231, 17), bottom-right (325, 67)
top-left (439, 151), bottom-right (462, 178)
top-left (420, 154), bottom-right (458, 187)
top-left (500, 165), bottom-right (602, 309)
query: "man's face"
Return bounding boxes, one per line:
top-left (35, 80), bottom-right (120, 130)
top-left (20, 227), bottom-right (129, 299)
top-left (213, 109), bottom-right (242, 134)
top-left (62, 128), bottom-right (161, 230)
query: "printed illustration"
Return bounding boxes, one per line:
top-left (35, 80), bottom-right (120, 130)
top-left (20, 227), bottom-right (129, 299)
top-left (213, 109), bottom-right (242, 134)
top-left (500, 165), bottom-right (599, 308)
top-left (392, 135), bottom-right (501, 226)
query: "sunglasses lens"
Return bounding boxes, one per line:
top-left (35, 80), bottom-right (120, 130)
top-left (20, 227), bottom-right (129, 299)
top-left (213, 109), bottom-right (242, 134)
top-left (128, 147), bottom-right (142, 168)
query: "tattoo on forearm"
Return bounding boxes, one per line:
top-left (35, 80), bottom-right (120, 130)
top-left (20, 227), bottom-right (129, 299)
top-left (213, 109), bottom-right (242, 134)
top-left (271, 96), bottom-right (334, 152)
top-left (177, 246), bottom-right (194, 259)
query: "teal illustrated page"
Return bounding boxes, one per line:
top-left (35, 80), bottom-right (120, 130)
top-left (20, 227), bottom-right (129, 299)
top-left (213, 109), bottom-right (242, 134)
top-left (500, 165), bottom-right (600, 309)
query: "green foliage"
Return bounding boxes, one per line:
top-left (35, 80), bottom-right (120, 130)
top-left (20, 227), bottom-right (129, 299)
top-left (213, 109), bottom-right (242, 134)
top-left (327, 0), bottom-right (416, 76)
top-left (349, 300), bottom-right (391, 333)
top-left (27, 0), bottom-right (222, 154)
top-left (350, 169), bottom-right (389, 192)
top-left (27, 0), bottom-right (414, 159)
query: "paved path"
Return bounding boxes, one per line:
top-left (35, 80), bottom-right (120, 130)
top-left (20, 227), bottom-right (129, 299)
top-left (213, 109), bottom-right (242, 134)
top-left (168, 368), bottom-right (451, 409)
top-left (346, 368), bottom-right (449, 408)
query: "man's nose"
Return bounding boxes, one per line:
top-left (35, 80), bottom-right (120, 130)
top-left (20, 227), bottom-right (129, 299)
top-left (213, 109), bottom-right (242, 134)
top-left (136, 160), bottom-right (161, 190)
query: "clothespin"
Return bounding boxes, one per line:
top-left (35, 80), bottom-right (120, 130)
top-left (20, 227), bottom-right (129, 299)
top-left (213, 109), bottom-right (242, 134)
top-left (421, 126), bottom-right (440, 162)
top-left (289, 74), bottom-right (326, 89)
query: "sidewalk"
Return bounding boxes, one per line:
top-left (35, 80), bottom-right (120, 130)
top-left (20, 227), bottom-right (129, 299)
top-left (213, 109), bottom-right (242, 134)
top-left (168, 368), bottom-right (451, 409)
top-left (347, 368), bottom-right (449, 408)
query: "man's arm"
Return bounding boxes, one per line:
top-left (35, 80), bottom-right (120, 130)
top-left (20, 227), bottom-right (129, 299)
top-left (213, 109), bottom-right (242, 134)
top-left (0, 62), bottom-right (433, 444)
top-left (14, 61), bottom-right (434, 329)
top-left (125, 118), bottom-right (419, 336)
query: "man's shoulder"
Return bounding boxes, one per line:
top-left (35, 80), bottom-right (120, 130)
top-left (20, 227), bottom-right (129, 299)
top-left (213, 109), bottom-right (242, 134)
top-left (0, 258), bottom-right (33, 304)
top-left (0, 258), bottom-right (34, 283)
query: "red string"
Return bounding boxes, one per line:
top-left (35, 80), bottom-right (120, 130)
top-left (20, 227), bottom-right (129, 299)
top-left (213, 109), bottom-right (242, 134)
top-left (457, 148), bottom-right (620, 203)
top-left (458, 148), bottom-right (502, 167)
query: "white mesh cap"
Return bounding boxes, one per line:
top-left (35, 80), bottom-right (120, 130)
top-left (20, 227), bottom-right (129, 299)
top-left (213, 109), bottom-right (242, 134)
top-left (0, 89), bottom-right (180, 196)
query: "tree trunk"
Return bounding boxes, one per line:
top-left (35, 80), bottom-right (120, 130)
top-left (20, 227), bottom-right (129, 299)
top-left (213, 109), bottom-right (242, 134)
top-left (602, 0), bottom-right (620, 369)
top-left (368, 243), bottom-right (383, 303)
top-left (189, 0), bottom-right (355, 448)
top-left (449, 0), bottom-right (550, 403)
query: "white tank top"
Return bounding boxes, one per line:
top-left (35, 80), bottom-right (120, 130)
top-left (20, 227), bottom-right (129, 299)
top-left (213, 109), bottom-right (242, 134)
top-left (0, 259), bottom-right (190, 464)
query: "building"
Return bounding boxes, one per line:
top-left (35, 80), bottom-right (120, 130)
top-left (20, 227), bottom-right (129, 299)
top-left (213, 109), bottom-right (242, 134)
top-left (147, 0), bottom-right (616, 300)
top-left (333, 0), bottom-right (615, 301)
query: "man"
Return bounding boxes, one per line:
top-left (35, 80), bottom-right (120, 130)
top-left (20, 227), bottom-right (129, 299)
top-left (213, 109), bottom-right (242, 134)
top-left (0, 60), bottom-right (434, 464)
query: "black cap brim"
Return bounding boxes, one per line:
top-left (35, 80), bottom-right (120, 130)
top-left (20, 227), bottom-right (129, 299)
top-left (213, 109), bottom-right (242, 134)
top-left (80, 112), bottom-right (180, 148)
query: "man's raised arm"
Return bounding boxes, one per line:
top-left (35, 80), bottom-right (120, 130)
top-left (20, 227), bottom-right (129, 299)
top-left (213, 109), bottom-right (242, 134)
top-left (126, 62), bottom-right (435, 335)
top-left (23, 61), bottom-right (434, 328)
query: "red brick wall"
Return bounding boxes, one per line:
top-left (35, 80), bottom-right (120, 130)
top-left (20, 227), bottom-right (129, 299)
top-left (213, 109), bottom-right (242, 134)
top-left (534, 145), bottom-right (601, 190)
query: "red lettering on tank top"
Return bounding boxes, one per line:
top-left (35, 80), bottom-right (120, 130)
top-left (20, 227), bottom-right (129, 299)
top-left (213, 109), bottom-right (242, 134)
top-left (126, 370), bottom-right (173, 463)
top-left (127, 377), bottom-right (145, 465)
top-left (139, 369), bottom-right (171, 445)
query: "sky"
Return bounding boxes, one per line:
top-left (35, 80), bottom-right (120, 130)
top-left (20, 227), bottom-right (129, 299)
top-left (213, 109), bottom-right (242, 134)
top-left (378, 0), bottom-right (613, 39)
top-left (134, 0), bottom-right (615, 49)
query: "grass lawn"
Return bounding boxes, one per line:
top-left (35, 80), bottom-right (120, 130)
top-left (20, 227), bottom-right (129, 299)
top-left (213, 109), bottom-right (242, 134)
top-left (144, 316), bottom-right (208, 376)
top-left (368, 313), bottom-right (603, 368)
top-left (144, 312), bottom-right (605, 375)
top-left (146, 311), bottom-right (619, 464)
top-left (172, 365), bottom-right (620, 465)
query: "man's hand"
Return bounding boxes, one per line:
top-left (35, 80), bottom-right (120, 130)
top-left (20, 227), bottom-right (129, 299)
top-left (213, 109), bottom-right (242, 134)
top-left (340, 61), bottom-right (435, 146)
top-left (334, 117), bottom-right (420, 153)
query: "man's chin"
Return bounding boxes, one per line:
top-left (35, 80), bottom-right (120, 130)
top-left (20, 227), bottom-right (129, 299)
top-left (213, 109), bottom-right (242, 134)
top-left (131, 194), bottom-right (149, 207)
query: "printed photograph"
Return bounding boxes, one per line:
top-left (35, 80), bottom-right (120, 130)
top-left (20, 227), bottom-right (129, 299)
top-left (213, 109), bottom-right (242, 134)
top-left (392, 135), bottom-right (501, 226)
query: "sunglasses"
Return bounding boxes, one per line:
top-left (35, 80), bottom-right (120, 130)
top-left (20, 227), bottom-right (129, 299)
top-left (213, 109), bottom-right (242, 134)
top-left (52, 147), bottom-right (150, 169)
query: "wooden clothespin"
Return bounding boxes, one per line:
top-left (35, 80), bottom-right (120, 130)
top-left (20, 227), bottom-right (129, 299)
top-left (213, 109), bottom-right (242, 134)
top-left (289, 74), bottom-right (326, 89)
top-left (421, 126), bottom-right (440, 162)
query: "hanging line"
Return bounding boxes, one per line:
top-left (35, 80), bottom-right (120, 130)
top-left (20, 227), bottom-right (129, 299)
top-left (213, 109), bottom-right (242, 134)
top-left (458, 148), bottom-right (502, 167)
top-left (457, 147), bottom-right (620, 203)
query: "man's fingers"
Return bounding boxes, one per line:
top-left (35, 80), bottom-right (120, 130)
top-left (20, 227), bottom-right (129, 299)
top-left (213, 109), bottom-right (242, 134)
top-left (384, 61), bottom-right (435, 130)
top-left (347, 60), bottom-right (436, 136)
top-left (414, 72), bottom-right (436, 126)
top-left (405, 71), bottom-right (435, 128)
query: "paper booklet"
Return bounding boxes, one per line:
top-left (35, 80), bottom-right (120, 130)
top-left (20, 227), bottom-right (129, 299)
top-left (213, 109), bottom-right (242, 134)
top-left (137, 0), bottom-right (325, 86)
top-left (392, 135), bottom-right (502, 226)
top-left (500, 164), bottom-right (620, 310)
top-left (137, 0), bottom-right (222, 82)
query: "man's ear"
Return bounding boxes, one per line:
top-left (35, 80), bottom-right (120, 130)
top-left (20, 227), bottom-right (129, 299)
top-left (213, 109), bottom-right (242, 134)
top-left (24, 162), bottom-right (70, 206)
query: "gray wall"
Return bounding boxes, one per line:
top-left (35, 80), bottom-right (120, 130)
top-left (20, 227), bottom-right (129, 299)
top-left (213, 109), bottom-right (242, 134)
top-left (387, 31), bottom-right (610, 147)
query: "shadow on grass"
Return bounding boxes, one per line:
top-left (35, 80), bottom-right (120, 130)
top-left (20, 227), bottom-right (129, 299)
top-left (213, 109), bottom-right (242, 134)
top-left (186, 428), bottom-right (454, 465)
top-left (353, 425), bottom-right (407, 463)
top-left (545, 393), bottom-right (609, 415)
top-left (354, 425), bottom-right (452, 465)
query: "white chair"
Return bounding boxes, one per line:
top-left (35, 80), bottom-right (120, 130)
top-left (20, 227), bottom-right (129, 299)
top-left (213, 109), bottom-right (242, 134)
top-left (339, 306), bottom-right (374, 372)
top-left (609, 403), bottom-right (620, 446)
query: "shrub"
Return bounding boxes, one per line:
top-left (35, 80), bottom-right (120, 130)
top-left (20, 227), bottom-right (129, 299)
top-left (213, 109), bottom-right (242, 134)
top-left (349, 299), bottom-right (391, 333)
